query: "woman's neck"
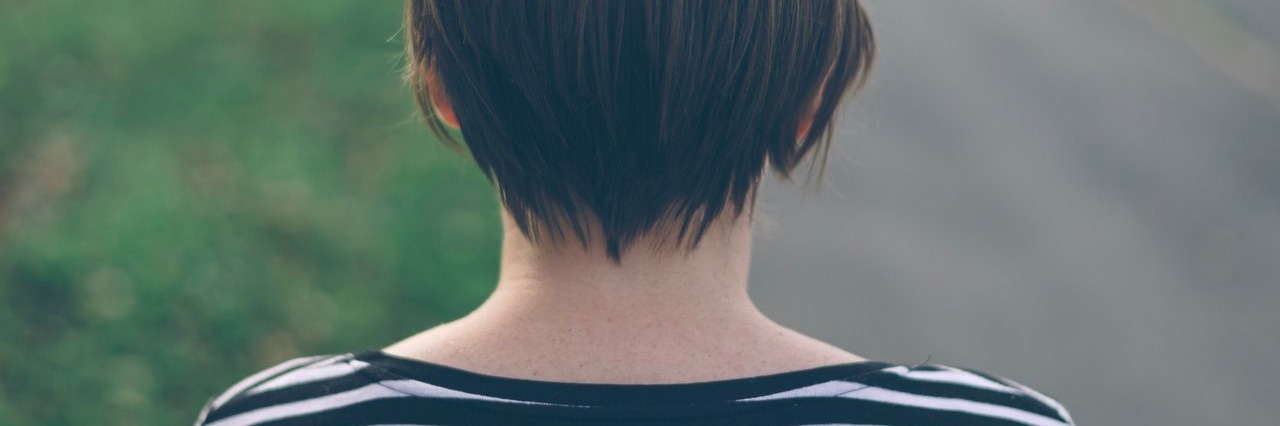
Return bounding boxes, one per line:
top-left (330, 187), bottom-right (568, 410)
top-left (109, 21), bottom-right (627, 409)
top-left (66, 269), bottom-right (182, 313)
top-left (384, 210), bottom-right (864, 383)
top-left (484, 210), bottom-right (759, 325)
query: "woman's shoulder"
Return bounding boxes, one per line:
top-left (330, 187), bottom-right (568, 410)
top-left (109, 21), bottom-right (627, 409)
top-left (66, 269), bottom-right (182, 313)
top-left (195, 353), bottom-right (364, 426)
top-left (842, 361), bottom-right (1076, 425)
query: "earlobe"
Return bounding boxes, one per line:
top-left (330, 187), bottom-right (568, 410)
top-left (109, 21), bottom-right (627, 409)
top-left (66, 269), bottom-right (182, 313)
top-left (796, 114), bottom-right (815, 141)
top-left (427, 69), bottom-right (461, 130)
top-left (798, 67), bottom-right (836, 140)
top-left (796, 95), bottom-right (821, 140)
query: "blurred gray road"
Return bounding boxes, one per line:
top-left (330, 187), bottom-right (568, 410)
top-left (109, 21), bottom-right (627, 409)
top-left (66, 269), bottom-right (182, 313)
top-left (751, 1), bottom-right (1280, 425)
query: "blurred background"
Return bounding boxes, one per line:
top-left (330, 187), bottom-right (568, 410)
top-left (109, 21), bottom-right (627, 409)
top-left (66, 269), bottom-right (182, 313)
top-left (0, 0), bottom-right (1275, 424)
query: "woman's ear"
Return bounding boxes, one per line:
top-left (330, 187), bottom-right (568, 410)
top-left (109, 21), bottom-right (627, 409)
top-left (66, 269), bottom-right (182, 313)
top-left (798, 65), bottom-right (840, 141)
top-left (796, 93), bottom-right (821, 141)
top-left (427, 68), bottom-right (461, 130)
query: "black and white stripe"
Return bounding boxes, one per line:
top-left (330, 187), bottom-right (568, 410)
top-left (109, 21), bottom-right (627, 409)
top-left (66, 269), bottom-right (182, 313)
top-left (197, 352), bottom-right (1074, 426)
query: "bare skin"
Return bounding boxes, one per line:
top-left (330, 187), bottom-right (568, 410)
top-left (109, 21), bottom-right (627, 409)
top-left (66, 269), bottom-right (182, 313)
top-left (384, 211), bottom-right (866, 384)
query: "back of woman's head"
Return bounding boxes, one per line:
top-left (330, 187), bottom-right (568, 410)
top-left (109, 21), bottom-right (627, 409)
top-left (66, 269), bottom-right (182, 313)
top-left (405, 0), bottom-right (875, 260)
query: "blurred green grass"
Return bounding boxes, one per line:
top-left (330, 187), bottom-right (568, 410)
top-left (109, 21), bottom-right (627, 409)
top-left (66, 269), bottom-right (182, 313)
top-left (0, 0), bottom-right (501, 424)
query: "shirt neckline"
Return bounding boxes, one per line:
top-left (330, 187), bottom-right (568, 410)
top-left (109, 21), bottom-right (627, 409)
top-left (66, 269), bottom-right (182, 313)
top-left (353, 350), bottom-right (897, 406)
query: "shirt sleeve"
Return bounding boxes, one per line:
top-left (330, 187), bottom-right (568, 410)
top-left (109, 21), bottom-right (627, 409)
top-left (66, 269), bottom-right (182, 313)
top-left (928, 364), bottom-right (1075, 425)
top-left (848, 363), bottom-right (1076, 426)
top-left (193, 354), bottom-right (337, 426)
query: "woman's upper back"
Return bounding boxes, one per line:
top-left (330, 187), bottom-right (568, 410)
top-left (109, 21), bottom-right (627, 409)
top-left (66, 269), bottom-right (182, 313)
top-left (196, 351), bottom-right (1074, 426)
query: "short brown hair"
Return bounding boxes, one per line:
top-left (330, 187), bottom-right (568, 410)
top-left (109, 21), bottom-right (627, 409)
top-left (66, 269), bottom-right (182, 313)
top-left (405, 0), bottom-right (875, 260)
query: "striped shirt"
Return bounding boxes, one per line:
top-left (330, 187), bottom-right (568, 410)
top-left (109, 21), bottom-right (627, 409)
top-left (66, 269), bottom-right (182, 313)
top-left (196, 351), bottom-right (1075, 425)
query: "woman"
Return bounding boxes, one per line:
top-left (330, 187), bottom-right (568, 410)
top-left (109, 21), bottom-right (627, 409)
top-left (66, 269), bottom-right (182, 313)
top-left (197, 1), bottom-right (1074, 425)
